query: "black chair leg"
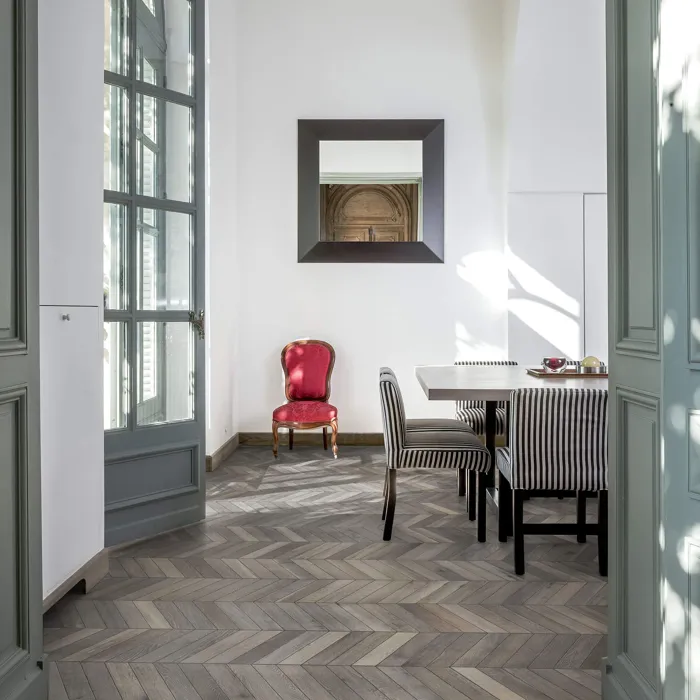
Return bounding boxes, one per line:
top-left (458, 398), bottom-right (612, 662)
top-left (513, 490), bottom-right (525, 575)
top-left (458, 467), bottom-right (466, 497)
top-left (383, 470), bottom-right (397, 541)
top-left (382, 469), bottom-right (388, 520)
top-left (468, 471), bottom-right (477, 520)
top-left (498, 473), bottom-right (512, 543)
top-left (289, 429), bottom-right (294, 450)
top-left (598, 490), bottom-right (608, 576)
top-left (323, 428), bottom-right (328, 450)
top-left (577, 491), bottom-right (587, 543)
top-left (477, 472), bottom-right (487, 543)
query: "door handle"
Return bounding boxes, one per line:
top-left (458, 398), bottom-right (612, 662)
top-left (188, 310), bottom-right (205, 339)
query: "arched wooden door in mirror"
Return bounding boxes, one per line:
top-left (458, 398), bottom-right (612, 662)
top-left (321, 183), bottom-right (419, 242)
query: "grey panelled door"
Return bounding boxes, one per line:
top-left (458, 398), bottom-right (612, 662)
top-left (606, 1), bottom-right (700, 699)
top-left (103, 0), bottom-right (206, 546)
top-left (605, 1), bottom-right (662, 697)
top-left (0, 0), bottom-right (45, 698)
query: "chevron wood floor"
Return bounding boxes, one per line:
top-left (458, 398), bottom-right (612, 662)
top-left (45, 446), bottom-right (606, 699)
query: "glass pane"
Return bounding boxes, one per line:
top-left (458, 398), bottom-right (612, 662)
top-left (104, 84), bottom-right (129, 192)
top-left (137, 0), bottom-right (193, 95)
top-left (138, 209), bottom-right (191, 310)
top-left (104, 0), bottom-right (129, 74)
top-left (136, 95), bottom-right (192, 202)
top-left (137, 322), bottom-right (194, 425)
top-left (103, 203), bottom-right (128, 309)
top-left (104, 322), bottom-right (129, 430)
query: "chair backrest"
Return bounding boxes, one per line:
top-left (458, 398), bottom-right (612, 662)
top-left (455, 360), bottom-right (518, 410)
top-left (379, 368), bottom-right (406, 467)
top-left (509, 388), bottom-right (608, 491)
top-left (282, 340), bottom-right (335, 402)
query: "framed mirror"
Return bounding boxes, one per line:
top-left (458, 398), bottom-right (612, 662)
top-left (298, 120), bottom-right (444, 263)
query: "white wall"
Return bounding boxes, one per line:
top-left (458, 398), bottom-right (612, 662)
top-left (508, 0), bottom-right (607, 194)
top-left (507, 0), bottom-right (608, 363)
top-left (226, 0), bottom-right (520, 432)
top-left (319, 141), bottom-right (422, 175)
top-left (38, 0), bottom-right (104, 598)
top-left (206, 0), bottom-right (240, 453)
top-left (208, 0), bottom-right (608, 434)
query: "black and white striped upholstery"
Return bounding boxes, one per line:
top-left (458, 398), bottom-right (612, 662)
top-left (379, 368), bottom-right (490, 472)
top-left (379, 369), bottom-right (477, 436)
top-left (496, 388), bottom-right (608, 491)
top-left (454, 361), bottom-right (517, 435)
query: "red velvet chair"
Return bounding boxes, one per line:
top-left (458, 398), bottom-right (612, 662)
top-left (272, 340), bottom-right (338, 458)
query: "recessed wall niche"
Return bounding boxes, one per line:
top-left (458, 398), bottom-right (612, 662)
top-left (298, 120), bottom-right (444, 263)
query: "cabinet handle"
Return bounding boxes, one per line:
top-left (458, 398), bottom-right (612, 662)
top-left (61, 314), bottom-right (71, 321)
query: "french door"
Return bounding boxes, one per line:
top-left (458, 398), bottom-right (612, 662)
top-left (0, 0), bottom-right (45, 698)
top-left (103, 0), bottom-right (206, 546)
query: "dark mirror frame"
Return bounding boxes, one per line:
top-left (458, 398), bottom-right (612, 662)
top-left (298, 119), bottom-right (444, 263)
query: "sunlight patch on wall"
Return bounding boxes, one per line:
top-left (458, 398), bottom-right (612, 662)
top-left (507, 246), bottom-right (580, 318)
top-left (508, 300), bottom-right (580, 359)
top-left (456, 250), bottom-right (508, 311)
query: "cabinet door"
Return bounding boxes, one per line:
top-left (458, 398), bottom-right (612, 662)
top-left (507, 193), bottom-right (585, 364)
top-left (40, 307), bottom-right (103, 599)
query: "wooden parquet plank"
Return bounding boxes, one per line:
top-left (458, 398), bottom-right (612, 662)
top-left (46, 447), bottom-right (606, 699)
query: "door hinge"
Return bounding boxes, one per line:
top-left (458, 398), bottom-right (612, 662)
top-left (189, 310), bottom-right (205, 340)
top-left (37, 658), bottom-right (45, 671)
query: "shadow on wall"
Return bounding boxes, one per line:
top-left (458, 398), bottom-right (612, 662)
top-left (456, 247), bottom-right (580, 360)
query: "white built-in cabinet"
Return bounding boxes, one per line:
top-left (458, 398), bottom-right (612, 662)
top-left (38, 0), bottom-right (104, 601)
top-left (40, 307), bottom-right (103, 598)
top-left (507, 193), bottom-right (608, 365)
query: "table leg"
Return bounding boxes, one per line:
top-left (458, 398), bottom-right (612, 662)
top-left (485, 401), bottom-right (497, 488)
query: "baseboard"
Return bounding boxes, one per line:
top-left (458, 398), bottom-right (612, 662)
top-left (237, 432), bottom-right (504, 448)
top-left (239, 432), bottom-right (384, 447)
top-left (206, 432), bottom-right (240, 472)
top-left (42, 548), bottom-right (109, 613)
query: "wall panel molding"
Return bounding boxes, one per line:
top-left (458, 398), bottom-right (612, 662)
top-left (612, 0), bottom-right (660, 360)
top-left (0, 388), bottom-right (30, 678)
top-left (613, 386), bottom-right (660, 697)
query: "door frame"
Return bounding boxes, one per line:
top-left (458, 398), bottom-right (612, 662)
top-left (0, 0), bottom-right (45, 698)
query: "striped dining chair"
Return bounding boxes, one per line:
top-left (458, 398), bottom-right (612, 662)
top-left (454, 360), bottom-right (518, 436)
top-left (380, 368), bottom-right (479, 499)
top-left (496, 388), bottom-right (609, 575)
top-left (379, 368), bottom-right (492, 542)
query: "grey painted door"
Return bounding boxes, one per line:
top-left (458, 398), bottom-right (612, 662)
top-left (103, 0), bottom-right (206, 546)
top-left (605, 1), bottom-right (700, 699)
top-left (0, 0), bottom-right (45, 698)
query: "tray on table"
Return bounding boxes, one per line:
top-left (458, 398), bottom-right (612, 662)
top-left (526, 368), bottom-right (608, 379)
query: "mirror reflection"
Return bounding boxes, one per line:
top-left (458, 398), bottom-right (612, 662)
top-left (319, 140), bottom-right (423, 242)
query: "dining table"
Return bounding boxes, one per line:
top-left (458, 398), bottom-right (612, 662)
top-left (415, 364), bottom-right (609, 507)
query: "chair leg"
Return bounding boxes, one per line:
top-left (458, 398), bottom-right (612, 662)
top-left (598, 490), bottom-right (608, 577)
top-left (382, 468), bottom-right (389, 520)
top-left (323, 427), bottom-right (328, 450)
top-left (468, 471), bottom-right (477, 521)
top-left (289, 429), bottom-right (294, 451)
top-left (513, 490), bottom-right (525, 575)
top-left (383, 470), bottom-right (397, 540)
top-left (477, 472), bottom-right (487, 543)
top-left (458, 467), bottom-right (466, 497)
top-left (498, 472), bottom-right (512, 543)
top-left (577, 491), bottom-right (587, 543)
top-left (272, 421), bottom-right (279, 458)
top-left (330, 419), bottom-right (339, 458)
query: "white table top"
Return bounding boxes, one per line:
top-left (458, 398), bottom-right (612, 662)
top-left (415, 364), bottom-right (608, 401)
